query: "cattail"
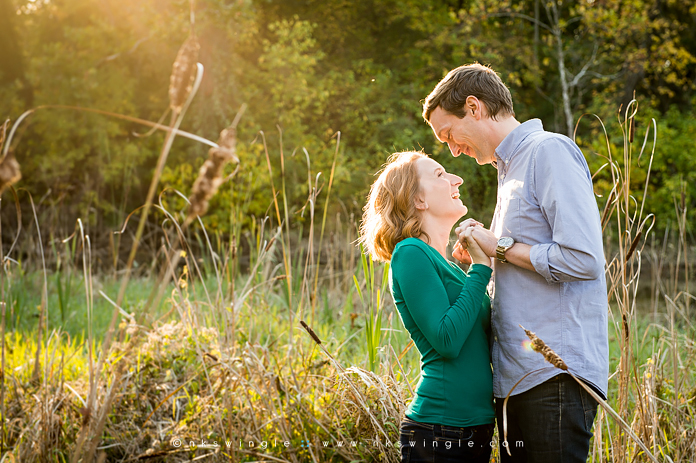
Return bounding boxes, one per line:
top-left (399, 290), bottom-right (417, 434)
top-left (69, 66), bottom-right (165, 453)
top-left (187, 127), bottom-right (238, 221)
top-left (169, 34), bottom-right (200, 113)
top-left (300, 320), bottom-right (322, 345)
top-left (624, 230), bottom-right (642, 263)
top-left (519, 325), bottom-right (568, 371)
top-left (0, 120), bottom-right (21, 195)
top-left (600, 189), bottom-right (616, 230)
top-left (0, 152), bottom-right (21, 195)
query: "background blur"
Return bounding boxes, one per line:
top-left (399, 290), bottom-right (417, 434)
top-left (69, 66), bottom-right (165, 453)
top-left (2, 0), bottom-right (696, 263)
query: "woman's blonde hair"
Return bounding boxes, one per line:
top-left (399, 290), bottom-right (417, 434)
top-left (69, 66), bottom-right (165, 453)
top-left (360, 151), bottom-right (428, 262)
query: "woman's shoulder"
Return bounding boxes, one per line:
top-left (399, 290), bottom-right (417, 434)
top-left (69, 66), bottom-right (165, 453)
top-left (392, 237), bottom-right (438, 267)
top-left (393, 237), bottom-right (430, 256)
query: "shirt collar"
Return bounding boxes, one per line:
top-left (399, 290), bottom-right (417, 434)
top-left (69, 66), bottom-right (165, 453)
top-left (494, 119), bottom-right (544, 167)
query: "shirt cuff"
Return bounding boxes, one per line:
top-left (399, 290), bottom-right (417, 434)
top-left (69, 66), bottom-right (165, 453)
top-left (529, 243), bottom-right (554, 283)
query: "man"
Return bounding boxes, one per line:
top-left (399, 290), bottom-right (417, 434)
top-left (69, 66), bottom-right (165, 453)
top-left (422, 63), bottom-right (608, 463)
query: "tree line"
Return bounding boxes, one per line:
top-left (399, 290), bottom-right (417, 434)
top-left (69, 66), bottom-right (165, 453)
top-left (1, 0), bottom-right (695, 244)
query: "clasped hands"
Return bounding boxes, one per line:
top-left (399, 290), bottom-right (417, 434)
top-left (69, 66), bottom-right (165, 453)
top-left (453, 219), bottom-right (498, 266)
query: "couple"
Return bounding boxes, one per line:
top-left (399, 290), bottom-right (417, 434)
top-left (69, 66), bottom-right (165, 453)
top-left (361, 64), bottom-right (609, 463)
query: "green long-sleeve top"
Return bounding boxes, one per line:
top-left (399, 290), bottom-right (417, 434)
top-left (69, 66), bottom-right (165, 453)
top-left (390, 237), bottom-right (495, 427)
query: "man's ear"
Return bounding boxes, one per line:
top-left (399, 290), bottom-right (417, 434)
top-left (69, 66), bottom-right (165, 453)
top-left (465, 95), bottom-right (483, 120)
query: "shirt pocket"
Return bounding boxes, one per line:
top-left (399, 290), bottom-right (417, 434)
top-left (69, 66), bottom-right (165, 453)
top-left (499, 197), bottom-right (520, 238)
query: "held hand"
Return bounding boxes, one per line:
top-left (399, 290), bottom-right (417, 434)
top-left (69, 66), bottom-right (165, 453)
top-left (463, 227), bottom-right (491, 267)
top-left (454, 218), bottom-right (484, 241)
top-left (470, 227), bottom-right (499, 258)
top-left (454, 219), bottom-right (484, 257)
top-left (452, 241), bottom-right (473, 264)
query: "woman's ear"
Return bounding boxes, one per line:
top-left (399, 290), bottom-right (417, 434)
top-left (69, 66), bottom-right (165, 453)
top-left (414, 195), bottom-right (428, 211)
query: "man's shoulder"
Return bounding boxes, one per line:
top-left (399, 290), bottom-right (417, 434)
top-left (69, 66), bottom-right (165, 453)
top-left (526, 129), bottom-right (576, 150)
top-left (523, 129), bottom-right (583, 163)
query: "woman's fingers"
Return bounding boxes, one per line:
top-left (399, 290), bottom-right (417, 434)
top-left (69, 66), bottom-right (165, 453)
top-left (452, 241), bottom-right (472, 264)
top-left (463, 227), bottom-right (478, 246)
top-left (457, 218), bottom-right (484, 233)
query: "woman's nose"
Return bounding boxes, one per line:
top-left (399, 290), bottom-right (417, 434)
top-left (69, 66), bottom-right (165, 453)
top-left (449, 174), bottom-right (463, 186)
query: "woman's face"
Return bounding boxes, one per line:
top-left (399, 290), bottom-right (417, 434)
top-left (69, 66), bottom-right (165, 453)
top-left (415, 157), bottom-right (467, 221)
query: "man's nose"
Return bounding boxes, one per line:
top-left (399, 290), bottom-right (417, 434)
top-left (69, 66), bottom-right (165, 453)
top-left (447, 141), bottom-right (459, 157)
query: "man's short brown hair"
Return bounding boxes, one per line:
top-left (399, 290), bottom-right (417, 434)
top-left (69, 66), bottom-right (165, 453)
top-left (422, 63), bottom-right (514, 122)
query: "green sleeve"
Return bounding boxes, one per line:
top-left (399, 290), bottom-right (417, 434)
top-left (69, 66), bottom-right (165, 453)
top-left (392, 244), bottom-right (493, 359)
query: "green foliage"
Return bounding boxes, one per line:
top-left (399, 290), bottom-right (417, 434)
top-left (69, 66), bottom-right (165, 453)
top-left (580, 99), bottom-right (696, 233)
top-left (1, 0), bottom-right (696, 239)
top-left (353, 244), bottom-right (390, 372)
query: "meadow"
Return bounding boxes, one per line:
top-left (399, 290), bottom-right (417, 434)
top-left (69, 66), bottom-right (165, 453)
top-left (0, 18), bottom-right (695, 463)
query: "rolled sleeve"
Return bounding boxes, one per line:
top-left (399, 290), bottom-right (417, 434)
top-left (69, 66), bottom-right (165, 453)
top-left (529, 242), bottom-right (554, 282)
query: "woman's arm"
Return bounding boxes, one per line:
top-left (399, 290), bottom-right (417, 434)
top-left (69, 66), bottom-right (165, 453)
top-left (392, 244), bottom-right (492, 359)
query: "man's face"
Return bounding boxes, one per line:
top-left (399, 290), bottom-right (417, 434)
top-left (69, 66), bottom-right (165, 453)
top-left (429, 106), bottom-right (493, 165)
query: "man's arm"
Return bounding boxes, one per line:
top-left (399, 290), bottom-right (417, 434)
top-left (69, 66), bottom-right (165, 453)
top-left (528, 137), bottom-right (604, 282)
top-left (465, 227), bottom-right (536, 272)
top-left (459, 137), bottom-right (604, 281)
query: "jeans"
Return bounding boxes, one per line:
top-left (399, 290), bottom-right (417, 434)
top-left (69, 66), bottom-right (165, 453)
top-left (496, 373), bottom-right (598, 463)
top-left (399, 417), bottom-right (494, 463)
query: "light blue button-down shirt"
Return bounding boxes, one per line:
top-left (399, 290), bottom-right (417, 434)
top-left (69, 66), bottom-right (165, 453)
top-left (489, 119), bottom-right (609, 399)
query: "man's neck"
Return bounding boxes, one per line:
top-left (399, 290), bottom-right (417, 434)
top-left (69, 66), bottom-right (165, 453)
top-left (487, 116), bottom-right (521, 162)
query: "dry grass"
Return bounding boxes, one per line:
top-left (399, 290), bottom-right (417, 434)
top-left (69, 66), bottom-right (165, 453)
top-left (0, 319), bottom-right (407, 462)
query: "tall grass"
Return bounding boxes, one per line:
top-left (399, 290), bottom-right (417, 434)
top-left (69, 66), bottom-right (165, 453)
top-left (577, 102), bottom-right (696, 462)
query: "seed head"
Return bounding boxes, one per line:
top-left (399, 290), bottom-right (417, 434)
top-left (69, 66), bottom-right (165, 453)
top-left (0, 153), bottom-right (21, 195)
top-left (520, 325), bottom-right (568, 371)
top-left (187, 127), bottom-right (238, 221)
top-left (169, 34), bottom-right (200, 113)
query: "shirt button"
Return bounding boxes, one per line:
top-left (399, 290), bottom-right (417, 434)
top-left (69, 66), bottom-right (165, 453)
top-left (494, 336), bottom-right (499, 342)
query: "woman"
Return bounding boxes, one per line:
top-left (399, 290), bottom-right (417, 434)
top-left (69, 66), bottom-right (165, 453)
top-left (361, 151), bottom-right (494, 463)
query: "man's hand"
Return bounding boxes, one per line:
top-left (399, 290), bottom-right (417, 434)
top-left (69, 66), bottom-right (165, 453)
top-left (469, 227), bottom-right (498, 257)
top-left (462, 227), bottom-right (492, 267)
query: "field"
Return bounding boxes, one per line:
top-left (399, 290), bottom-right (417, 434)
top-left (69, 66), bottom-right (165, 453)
top-left (1, 91), bottom-right (696, 463)
top-left (1, 10), bottom-right (696, 461)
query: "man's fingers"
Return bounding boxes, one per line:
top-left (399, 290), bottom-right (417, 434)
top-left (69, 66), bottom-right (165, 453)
top-left (463, 227), bottom-right (474, 240)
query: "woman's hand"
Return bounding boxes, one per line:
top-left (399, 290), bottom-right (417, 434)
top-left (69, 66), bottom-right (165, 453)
top-left (452, 241), bottom-right (472, 264)
top-left (452, 219), bottom-right (484, 263)
top-left (462, 227), bottom-right (491, 267)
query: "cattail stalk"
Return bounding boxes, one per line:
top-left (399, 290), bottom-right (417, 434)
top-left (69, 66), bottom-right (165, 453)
top-left (517, 325), bottom-right (661, 463)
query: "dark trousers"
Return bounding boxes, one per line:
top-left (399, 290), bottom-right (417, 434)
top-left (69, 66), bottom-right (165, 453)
top-left (496, 373), bottom-right (598, 463)
top-left (399, 417), bottom-right (494, 463)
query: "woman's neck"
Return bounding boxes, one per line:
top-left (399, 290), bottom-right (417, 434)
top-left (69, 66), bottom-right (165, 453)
top-left (420, 217), bottom-right (455, 258)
